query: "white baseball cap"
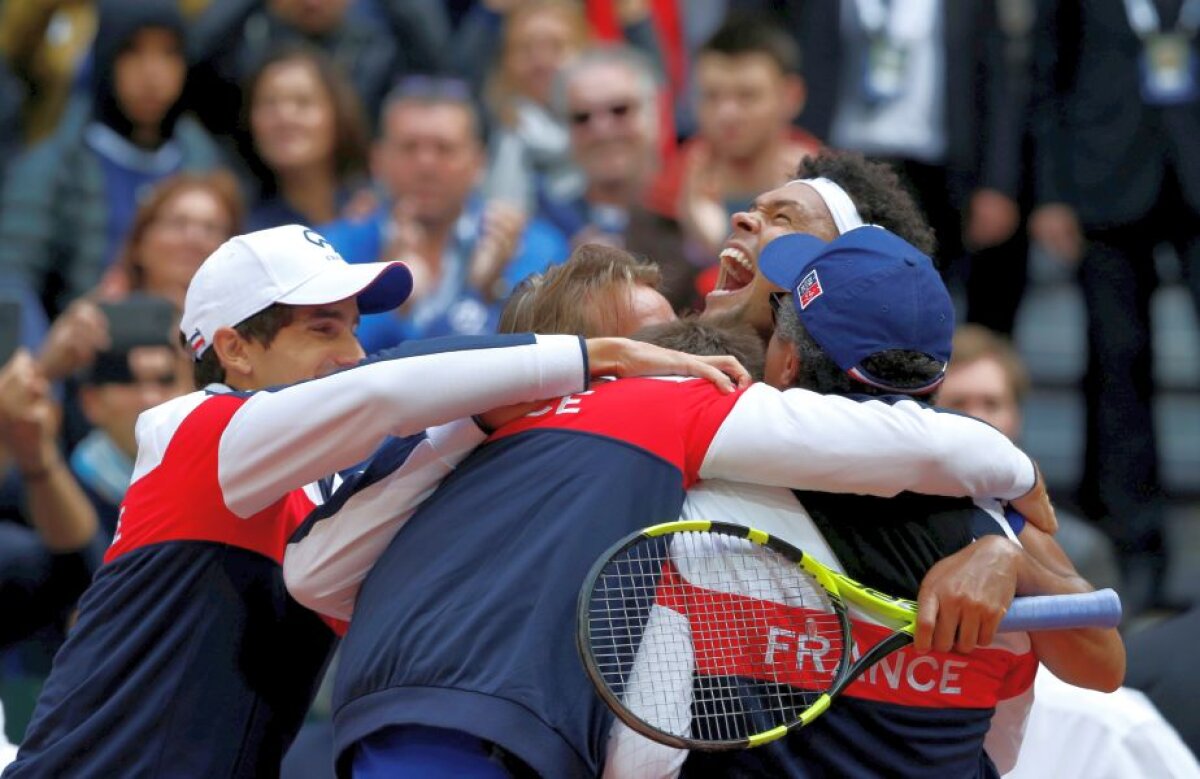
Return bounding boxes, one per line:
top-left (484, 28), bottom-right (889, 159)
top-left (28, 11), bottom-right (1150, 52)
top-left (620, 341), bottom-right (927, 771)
top-left (180, 224), bottom-right (413, 360)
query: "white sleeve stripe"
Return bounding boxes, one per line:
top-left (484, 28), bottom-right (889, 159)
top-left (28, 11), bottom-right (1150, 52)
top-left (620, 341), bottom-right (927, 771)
top-left (699, 384), bottom-right (1036, 500)
top-left (217, 334), bottom-right (584, 518)
top-left (283, 419), bottom-right (486, 620)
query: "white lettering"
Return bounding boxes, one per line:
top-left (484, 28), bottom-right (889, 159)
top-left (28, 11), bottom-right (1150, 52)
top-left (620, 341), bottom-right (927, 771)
top-left (905, 655), bottom-right (939, 692)
top-left (878, 653), bottom-right (904, 690)
top-left (555, 390), bottom-right (594, 415)
top-left (525, 404), bottom-right (554, 417)
top-left (797, 618), bottom-right (832, 673)
top-left (939, 658), bottom-right (966, 695)
top-left (856, 651), bottom-right (969, 697)
top-left (765, 626), bottom-right (793, 664)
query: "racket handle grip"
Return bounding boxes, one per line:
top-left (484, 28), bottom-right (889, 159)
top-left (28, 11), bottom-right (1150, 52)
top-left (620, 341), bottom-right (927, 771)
top-left (998, 589), bottom-right (1122, 632)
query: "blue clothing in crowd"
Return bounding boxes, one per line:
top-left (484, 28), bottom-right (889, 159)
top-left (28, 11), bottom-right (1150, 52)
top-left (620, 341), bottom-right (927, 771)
top-left (321, 197), bottom-right (568, 351)
top-left (246, 188), bottom-right (359, 233)
top-left (69, 429), bottom-right (133, 540)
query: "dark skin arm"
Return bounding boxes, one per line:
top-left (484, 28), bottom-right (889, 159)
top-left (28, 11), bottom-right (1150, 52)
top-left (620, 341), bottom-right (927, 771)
top-left (915, 528), bottom-right (1125, 692)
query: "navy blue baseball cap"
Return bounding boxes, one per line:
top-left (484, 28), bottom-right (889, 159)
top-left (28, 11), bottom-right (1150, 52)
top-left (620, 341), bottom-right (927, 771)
top-left (759, 226), bottom-right (954, 395)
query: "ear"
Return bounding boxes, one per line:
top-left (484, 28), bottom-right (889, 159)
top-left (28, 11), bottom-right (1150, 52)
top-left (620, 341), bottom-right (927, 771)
top-left (211, 327), bottom-right (253, 381)
top-left (782, 74), bottom-right (806, 122)
top-left (778, 339), bottom-right (801, 387)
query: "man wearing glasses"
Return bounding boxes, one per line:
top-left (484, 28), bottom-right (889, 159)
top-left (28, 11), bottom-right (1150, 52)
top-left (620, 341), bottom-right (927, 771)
top-left (535, 45), bottom-right (699, 312)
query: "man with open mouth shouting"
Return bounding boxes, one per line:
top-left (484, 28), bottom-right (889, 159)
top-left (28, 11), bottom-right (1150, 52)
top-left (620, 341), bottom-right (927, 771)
top-left (702, 150), bottom-right (937, 338)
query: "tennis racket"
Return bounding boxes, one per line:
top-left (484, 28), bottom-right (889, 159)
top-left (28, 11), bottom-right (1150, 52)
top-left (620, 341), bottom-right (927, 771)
top-left (577, 519), bottom-right (1122, 751)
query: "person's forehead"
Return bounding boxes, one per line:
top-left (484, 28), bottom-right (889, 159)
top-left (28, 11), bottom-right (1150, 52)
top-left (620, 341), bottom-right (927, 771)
top-left (388, 102), bottom-right (474, 141)
top-left (514, 9), bottom-right (573, 37)
top-left (944, 357), bottom-right (1015, 397)
top-left (128, 346), bottom-right (176, 374)
top-left (162, 187), bottom-right (222, 215)
top-left (755, 181), bottom-right (835, 230)
top-left (568, 64), bottom-right (640, 105)
top-left (123, 27), bottom-right (182, 52)
top-left (695, 52), bottom-right (783, 82)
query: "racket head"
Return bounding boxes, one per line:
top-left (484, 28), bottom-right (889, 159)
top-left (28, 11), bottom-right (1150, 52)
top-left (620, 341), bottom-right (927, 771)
top-left (577, 520), bottom-right (853, 751)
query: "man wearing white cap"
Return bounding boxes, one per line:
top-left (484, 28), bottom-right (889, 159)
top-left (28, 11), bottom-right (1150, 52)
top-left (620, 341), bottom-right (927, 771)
top-left (4, 224), bottom-right (748, 779)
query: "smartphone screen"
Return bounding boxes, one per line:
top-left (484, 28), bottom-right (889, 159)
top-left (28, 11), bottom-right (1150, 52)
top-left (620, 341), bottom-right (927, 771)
top-left (100, 295), bottom-right (177, 352)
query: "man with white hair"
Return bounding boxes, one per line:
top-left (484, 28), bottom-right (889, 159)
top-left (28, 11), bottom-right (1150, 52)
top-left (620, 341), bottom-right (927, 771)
top-left (540, 44), bottom-right (699, 310)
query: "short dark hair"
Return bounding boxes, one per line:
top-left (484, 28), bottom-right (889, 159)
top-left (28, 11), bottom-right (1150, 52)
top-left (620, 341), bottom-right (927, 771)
top-left (773, 301), bottom-right (943, 397)
top-left (185, 304), bottom-right (294, 387)
top-left (382, 76), bottom-right (484, 144)
top-left (795, 151), bottom-right (937, 257)
top-left (699, 13), bottom-right (801, 75)
top-left (634, 313), bottom-right (766, 382)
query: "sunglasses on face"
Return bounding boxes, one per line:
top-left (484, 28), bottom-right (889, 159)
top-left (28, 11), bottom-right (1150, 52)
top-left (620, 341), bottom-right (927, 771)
top-left (569, 101), bottom-right (637, 127)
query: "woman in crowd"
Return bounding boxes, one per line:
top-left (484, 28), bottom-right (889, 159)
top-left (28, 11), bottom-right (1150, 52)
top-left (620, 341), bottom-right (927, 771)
top-left (240, 43), bottom-right (370, 231)
top-left (103, 170), bottom-right (244, 309)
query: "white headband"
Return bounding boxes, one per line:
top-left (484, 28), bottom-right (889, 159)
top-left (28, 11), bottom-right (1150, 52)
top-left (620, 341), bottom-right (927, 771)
top-left (788, 177), bottom-right (865, 235)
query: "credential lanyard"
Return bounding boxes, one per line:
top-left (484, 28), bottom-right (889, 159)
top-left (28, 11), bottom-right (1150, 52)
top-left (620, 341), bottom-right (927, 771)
top-left (1123, 0), bottom-right (1200, 37)
top-left (853, 0), bottom-right (899, 39)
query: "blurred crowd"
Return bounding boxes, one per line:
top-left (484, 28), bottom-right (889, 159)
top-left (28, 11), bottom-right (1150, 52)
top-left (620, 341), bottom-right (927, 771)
top-left (0, 0), bottom-right (1198, 767)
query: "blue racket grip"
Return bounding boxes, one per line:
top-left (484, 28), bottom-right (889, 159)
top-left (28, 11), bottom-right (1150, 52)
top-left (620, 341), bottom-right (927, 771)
top-left (997, 589), bottom-right (1122, 632)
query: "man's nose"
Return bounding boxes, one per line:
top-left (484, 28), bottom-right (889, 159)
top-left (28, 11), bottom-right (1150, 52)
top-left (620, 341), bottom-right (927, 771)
top-left (336, 340), bottom-right (367, 367)
top-left (731, 210), bottom-right (760, 234)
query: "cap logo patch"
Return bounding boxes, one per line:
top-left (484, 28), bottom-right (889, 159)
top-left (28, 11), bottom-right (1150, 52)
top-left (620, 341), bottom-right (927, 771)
top-left (187, 328), bottom-right (207, 356)
top-left (303, 229), bottom-right (332, 249)
top-left (797, 269), bottom-right (823, 309)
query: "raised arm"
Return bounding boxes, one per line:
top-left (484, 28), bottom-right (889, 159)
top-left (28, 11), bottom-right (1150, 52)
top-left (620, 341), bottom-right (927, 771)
top-left (279, 338), bottom-right (749, 618)
top-left (699, 384), bottom-right (1037, 503)
top-left (913, 524), bottom-right (1125, 692)
top-left (218, 334), bottom-right (587, 518)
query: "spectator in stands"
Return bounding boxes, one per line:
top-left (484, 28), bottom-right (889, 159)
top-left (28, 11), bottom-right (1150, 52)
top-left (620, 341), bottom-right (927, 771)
top-left (798, 0), bottom-right (1028, 334)
top-left (482, 0), bottom-right (591, 212)
top-left (938, 324), bottom-right (1121, 590)
top-left (0, 0), bottom-right (96, 145)
top-left (1028, 0), bottom-right (1200, 609)
top-left (663, 14), bottom-right (820, 262)
top-left (0, 349), bottom-right (105, 650)
top-left (540, 45), bottom-right (697, 310)
top-left (102, 171), bottom-right (244, 309)
top-left (0, 0), bottom-right (219, 321)
top-left (241, 44), bottom-right (371, 231)
top-left (20, 173), bottom-right (239, 451)
top-left (1126, 607), bottom-right (1200, 758)
top-left (321, 81), bottom-right (568, 350)
top-left (187, 0), bottom-right (406, 138)
top-left (479, 0), bottom-right (668, 212)
top-left (73, 335), bottom-right (188, 538)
